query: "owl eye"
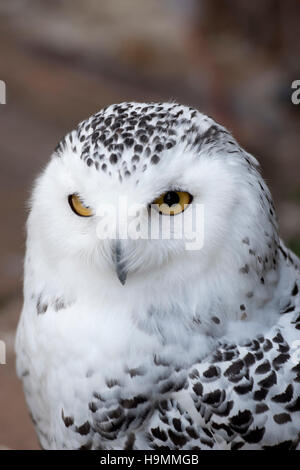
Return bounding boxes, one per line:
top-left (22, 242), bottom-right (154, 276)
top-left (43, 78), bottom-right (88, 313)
top-left (68, 194), bottom-right (93, 217)
top-left (152, 191), bottom-right (193, 215)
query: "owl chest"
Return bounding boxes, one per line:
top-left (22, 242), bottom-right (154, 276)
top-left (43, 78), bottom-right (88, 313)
top-left (23, 312), bottom-right (193, 448)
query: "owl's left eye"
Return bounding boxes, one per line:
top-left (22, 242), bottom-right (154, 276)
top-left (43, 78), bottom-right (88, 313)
top-left (152, 190), bottom-right (193, 215)
top-left (68, 194), bottom-right (93, 217)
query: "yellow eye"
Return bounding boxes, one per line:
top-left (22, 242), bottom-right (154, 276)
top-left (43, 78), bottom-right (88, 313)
top-left (153, 191), bottom-right (193, 215)
top-left (68, 194), bottom-right (93, 217)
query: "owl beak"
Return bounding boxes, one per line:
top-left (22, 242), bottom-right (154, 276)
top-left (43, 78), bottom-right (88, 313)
top-left (112, 241), bottom-right (128, 285)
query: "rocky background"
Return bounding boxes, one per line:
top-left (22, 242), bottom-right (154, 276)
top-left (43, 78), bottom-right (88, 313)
top-left (0, 0), bottom-right (299, 449)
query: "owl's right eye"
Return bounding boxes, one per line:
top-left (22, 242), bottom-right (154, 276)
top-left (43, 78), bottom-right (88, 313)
top-left (68, 194), bottom-right (93, 217)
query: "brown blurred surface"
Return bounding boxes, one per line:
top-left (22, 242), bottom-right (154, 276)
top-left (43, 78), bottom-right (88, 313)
top-left (0, 0), bottom-right (299, 449)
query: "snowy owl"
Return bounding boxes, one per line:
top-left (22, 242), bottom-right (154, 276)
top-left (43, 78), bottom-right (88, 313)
top-left (16, 102), bottom-right (300, 450)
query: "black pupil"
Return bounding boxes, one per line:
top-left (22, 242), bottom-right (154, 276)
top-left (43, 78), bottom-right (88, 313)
top-left (163, 191), bottom-right (180, 206)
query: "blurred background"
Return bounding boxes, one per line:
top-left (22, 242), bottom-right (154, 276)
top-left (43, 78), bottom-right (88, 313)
top-left (0, 0), bottom-right (299, 449)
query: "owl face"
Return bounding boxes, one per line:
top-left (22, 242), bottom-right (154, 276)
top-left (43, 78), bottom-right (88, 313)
top-left (28, 102), bottom-right (266, 289)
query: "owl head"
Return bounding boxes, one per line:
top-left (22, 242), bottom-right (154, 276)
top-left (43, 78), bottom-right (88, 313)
top-left (27, 102), bottom-right (279, 325)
